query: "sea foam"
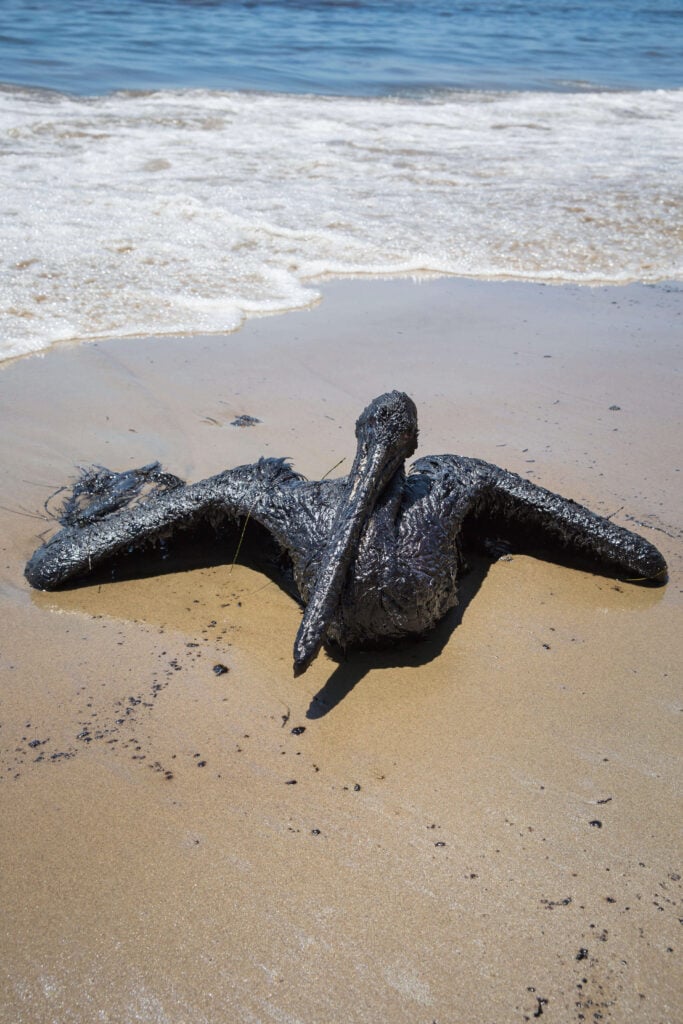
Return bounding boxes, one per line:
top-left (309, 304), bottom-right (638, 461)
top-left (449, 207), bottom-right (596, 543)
top-left (1, 85), bottom-right (681, 360)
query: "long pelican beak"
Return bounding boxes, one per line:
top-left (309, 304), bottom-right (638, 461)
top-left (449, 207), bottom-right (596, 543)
top-left (292, 392), bottom-right (417, 676)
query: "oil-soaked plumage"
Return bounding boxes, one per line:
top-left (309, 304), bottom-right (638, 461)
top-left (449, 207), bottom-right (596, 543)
top-left (25, 392), bottom-right (667, 675)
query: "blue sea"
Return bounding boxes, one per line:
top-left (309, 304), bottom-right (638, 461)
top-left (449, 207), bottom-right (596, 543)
top-left (1, 0), bottom-right (681, 358)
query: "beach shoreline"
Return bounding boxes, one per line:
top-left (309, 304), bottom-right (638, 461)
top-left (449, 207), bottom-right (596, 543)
top-left (1, 277), bottom-right (680, 1023)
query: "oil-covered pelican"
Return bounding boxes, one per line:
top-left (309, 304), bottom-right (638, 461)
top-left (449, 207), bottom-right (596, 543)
top-left (25, 391), bottom-right (667, 675)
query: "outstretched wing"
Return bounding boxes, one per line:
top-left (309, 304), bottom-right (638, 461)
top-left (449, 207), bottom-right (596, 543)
top-left (25, 459), bottom-right (310, 591)
top-left (437, 455), bottom-right (667, 582)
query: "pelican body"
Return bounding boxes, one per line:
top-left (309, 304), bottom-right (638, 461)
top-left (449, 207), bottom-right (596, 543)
top-left (25, 392), bottom-right (667, 675)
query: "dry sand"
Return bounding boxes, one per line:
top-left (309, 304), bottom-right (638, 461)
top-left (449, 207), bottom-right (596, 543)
top-left (0, 277), bottom-right (681, 1023)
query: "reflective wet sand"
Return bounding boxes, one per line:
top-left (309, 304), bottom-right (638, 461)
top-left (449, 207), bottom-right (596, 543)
top-left (1, 278), bottom-right (680, 1023)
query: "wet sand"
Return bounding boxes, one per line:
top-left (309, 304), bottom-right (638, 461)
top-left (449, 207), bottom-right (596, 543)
top-left (0, 277), bottom-right (681, 1023)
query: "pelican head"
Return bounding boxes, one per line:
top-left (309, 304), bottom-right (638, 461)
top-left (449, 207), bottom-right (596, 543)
top-left (293, 391), bottom-right (418, 675)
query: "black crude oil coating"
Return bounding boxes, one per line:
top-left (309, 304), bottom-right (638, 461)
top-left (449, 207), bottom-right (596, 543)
top-left (25, 392), bottom-right (667, 675)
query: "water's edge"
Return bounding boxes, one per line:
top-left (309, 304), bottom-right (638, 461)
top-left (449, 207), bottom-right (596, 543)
top-left (3, 86), bottom-right (681, 362)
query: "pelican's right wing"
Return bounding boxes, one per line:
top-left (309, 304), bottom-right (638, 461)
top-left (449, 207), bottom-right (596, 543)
top-left (25, 458), bottom-right (306, 591)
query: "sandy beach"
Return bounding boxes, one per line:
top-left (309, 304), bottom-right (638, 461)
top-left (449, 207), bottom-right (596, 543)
top-left (0, 277), bottom-right (680, 1023)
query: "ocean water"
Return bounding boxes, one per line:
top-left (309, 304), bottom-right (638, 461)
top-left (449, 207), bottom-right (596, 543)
top-left (2, 0), bottom-right (681, 95)
top-left (1, 0), bottom-right (682, 360)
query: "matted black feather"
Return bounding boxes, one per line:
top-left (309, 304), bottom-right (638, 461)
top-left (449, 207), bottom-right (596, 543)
top-left (25, 393), bottom-right (667, 676)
